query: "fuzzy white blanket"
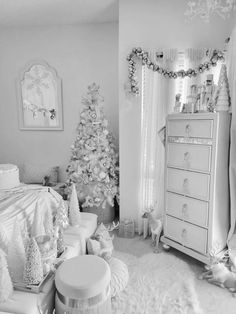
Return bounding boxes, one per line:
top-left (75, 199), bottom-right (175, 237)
top-left (112, 251), bottom-right (203, 314)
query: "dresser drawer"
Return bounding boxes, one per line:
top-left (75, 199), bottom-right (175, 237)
top-left (167, 143), bottom-right (212, 172)
top-left (166, 192), bottom-right (209, 227)
top-left (166, 168), bottom-right (210, 201)
top-left (165, 215), bottom-right (207, 254)
top-left (168, 119), bottom-right (213, 138)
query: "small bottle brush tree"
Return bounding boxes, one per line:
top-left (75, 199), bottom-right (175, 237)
top-left (215, 64), bottom-right (231, 111)
top-left (24, 238), bottom-right (43, 285)
top-left (68, 183), bottom-right (81, 226)
top-left (67, 83), bottom-right (119, 212)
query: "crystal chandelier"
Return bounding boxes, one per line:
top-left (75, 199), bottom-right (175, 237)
top-left (185, 0), bottom-right (236, 22)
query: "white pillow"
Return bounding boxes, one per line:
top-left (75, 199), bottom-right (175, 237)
top-left (22, 163), bottom-right (59, 185)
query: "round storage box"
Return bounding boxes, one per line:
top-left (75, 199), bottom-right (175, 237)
top-left (55, 255), bottom-right (111, 314)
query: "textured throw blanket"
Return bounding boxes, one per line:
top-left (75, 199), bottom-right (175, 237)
top-left (0, 184), bottom-right (62, 238)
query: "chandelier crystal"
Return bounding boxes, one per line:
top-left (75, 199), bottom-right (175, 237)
top-left (185, 0), bottom-right (236, 22)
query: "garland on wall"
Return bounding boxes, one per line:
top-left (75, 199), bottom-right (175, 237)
top-left (127, 47), bottom-right (225, 95)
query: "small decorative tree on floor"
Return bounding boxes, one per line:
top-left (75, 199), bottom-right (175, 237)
top-left (67, 83), bottom-right (119, 223)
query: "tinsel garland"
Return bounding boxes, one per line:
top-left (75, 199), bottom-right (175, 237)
top-left (127, 47), bottom-right (225, 95)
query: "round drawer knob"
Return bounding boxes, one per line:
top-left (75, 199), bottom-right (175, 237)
top-left (185, 124), bottom-right (191, 136)
top-left (184, 152), bottom-right (190, 161)
top-left (182, 228), bottom-right (187, 238)
top-left (183, 178), bottom-right (189, 191)
top-left (182, 204), bottom-right (188, 217)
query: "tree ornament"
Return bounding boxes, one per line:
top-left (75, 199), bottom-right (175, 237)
top-left (31, 202), bottom-right (46, 237)
top-left (68, 183), bottom-right (81, 226)
top-left (0, 248), bottom-right (13, 303)
top-left (7, 219), bottom-right (26, 283)
top-left (23, 237), bottom-right (43, 285)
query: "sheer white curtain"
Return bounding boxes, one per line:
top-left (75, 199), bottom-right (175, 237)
top-left (138, 50), bottom-right (177, 233)
top-left (226, 26), bottom-right (236, 250)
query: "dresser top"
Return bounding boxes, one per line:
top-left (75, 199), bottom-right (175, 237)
top-left (167, 112), bottom-right (230, 120)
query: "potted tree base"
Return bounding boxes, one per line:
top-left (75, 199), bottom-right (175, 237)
top-left (83, 203), bottom-right (115, 224)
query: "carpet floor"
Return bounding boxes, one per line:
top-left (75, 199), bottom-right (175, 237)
top-left (112, 250), bottom-right (202, 314)
top-left (112, 233), bottom-right (236, 314)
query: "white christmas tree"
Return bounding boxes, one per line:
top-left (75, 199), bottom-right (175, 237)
top-left (68, 183), bottom-right (81, 226)
top-left (44, 208), bottom-right (54, 236)
top-left (24, 237), bottom-right (43, 285)
top-left (66, 83), bottom-right (119, 212)
top-left (7, 220), bottom-right (26, 283)
top-left (57, 229), bottom-right (65, 255)
top-left (215, 64), bottom-right (231, 111)
top-left (55, 199), bottom-right (69, 230)
top-left (31, 203), bottom-right (46, 237)
top-left (0, 248), bottom-right (13, 303)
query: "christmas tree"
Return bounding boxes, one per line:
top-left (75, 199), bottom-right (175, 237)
top-left (57, 229), bottom-right (65, 255)
top-left (7, 220), bottom-right (26, 283)
top-left (215, 64), bottom-right (231, 111)
top-left (68, 183), bottom-right (81, 226)
top-left (0, 248), bottom-right (13, 303)
top-left (67, 83), bottom-right (119, 213)
top-left (55, 199), bottom-right (69, 230)
top-left (24, 238), bottom-right (43, 285)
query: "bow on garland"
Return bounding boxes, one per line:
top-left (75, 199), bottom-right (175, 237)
top-left (127, 47), bottom-right (225, 95)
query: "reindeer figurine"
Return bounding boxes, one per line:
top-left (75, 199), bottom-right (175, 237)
top-left (199, 249), bottom-right (236, 296)
top-left (145, 209), bottom-right (163, 253)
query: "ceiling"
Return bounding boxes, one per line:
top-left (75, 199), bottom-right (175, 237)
top-left (0, 0), bottom-right (118, 27)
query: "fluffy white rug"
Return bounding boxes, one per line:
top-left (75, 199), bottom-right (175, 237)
top-left (112, 251), bottom-right (203, 314)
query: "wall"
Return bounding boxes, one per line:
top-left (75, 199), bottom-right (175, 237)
top-left (0, 22), bottom-right (118, 181)
top-left (119, 0), bottom-right (236, 224)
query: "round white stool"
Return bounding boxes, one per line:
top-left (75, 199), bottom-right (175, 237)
top-left (55, 255), bottom-right (111, 314)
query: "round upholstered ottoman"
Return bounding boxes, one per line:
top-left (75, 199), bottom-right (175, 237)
top-left (55, 255), bottom-right (111, 314)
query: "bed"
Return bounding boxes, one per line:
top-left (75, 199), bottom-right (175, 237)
top-left (0, 184), bottom-right (63, 314)
top-left (0, 180), bottom-right (97, 314)
top-left (0, 184), bottom-right (62, 239)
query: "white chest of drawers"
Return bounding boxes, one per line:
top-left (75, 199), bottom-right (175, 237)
top-left (161, 112), bottom-right (230, 264)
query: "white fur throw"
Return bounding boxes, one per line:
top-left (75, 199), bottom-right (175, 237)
top-left (110, 257), bottom-right (129, 298)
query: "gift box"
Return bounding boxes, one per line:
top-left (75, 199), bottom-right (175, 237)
top-left (118, 219), bottom-right (135, 238)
